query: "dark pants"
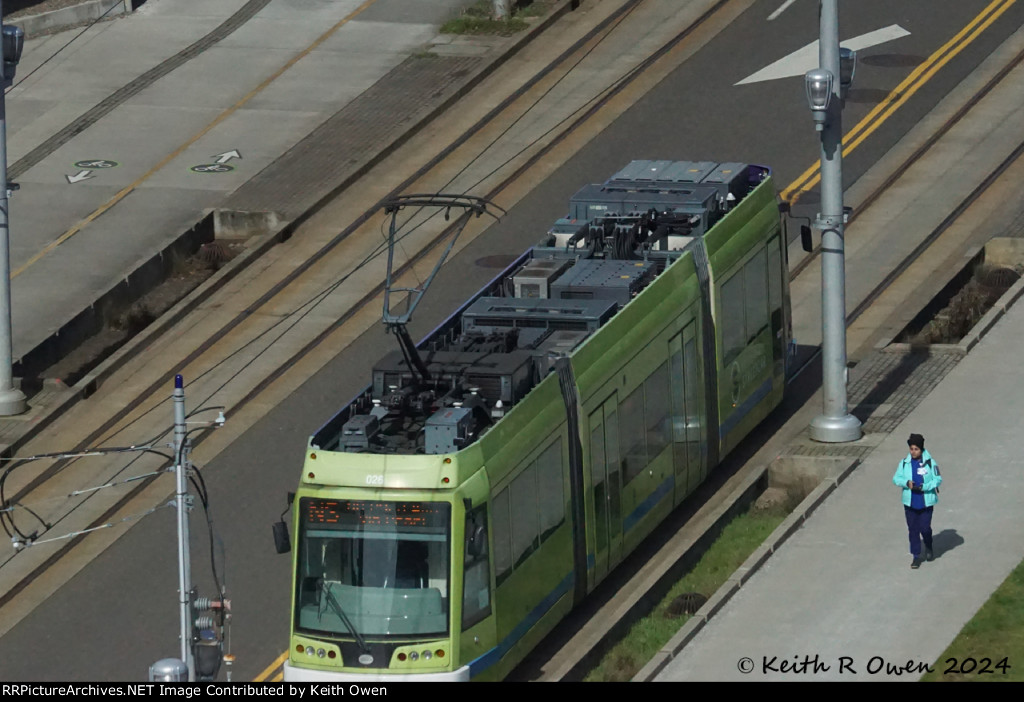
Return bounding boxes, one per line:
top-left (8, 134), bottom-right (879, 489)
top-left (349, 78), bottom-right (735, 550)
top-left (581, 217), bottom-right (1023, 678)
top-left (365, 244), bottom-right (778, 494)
top-left (904, 506), bottom-right (934, 557)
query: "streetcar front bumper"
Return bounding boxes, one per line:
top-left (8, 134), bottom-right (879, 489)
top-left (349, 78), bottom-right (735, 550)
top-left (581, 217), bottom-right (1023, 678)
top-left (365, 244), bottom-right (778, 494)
top-left (284, 660), bottom-right (470, 682)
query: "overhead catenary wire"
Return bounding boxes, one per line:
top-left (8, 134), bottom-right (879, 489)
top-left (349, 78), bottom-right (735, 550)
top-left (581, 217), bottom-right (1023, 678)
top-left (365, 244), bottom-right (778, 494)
top-left (0, 447), bottom-right (174, 543)
top-left (13, 501), bottom-right (174, 549)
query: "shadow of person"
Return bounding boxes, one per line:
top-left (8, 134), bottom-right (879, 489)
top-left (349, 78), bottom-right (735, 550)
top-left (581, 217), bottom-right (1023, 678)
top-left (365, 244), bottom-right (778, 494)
top-left (931, 529), bottom-right (964, 558)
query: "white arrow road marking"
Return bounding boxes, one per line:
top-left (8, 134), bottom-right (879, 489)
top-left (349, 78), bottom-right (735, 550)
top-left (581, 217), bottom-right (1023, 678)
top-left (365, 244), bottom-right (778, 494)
top-left (213, 150), bottom-right (241, 164)
top-left (66, 170), bottom-right (94, 184)
top-left (736, 24), bottom-right (911, 85)
top-left (768, 0), bottom-right (798, 21)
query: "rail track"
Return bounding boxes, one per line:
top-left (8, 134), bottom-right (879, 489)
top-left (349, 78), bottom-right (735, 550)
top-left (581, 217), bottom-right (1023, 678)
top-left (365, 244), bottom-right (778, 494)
top-left (1, 0), bottom-right (1021, 682)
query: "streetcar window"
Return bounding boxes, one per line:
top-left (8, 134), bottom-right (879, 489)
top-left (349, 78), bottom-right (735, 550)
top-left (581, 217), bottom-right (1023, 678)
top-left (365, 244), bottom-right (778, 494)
top-left (620, 384), bottom-right (647, 484)
top-left (294, 499), bottom-right (451, 638)
top-left (537, 437), bottom-right (565, 539)
top-left (493, 489), bottom-right (513, 584)
top-left (721, 271), bottom-right (745, 364)
top-left (463, 505), bottom-right (491, 630)
top-left (744, 247), bottom-right (768, 342)
top-left (644, 362), bottom-right (671, 461)
top-left (510, 462), bottom-right (540, 566)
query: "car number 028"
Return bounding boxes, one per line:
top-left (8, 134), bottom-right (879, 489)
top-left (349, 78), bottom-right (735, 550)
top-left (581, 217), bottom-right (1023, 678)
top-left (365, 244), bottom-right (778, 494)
top-left (365, 474), bottom-right (384, 485)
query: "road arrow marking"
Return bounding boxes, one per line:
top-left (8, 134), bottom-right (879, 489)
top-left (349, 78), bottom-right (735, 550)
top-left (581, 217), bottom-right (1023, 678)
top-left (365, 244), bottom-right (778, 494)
top-left (736, 24), bottom-right (911, 85)
top-left (66, 170), bottom-right (94, 184)
top-left (768, 0), bottom-right (798, 21)
top-left (212, 150), bottom-right (241, 164)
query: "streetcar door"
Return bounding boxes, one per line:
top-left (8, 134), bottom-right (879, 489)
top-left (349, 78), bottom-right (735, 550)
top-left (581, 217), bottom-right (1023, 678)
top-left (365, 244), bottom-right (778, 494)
top-left (588, 396), bottom-right (622, 586)
top-left (671, 319), bottom-right (705, 502)
top-left (684, 321), bottom-right (707, 487)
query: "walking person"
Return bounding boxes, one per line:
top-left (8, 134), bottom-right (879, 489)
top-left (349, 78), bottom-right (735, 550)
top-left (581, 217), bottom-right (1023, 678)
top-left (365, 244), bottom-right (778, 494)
top-left (893, 433), bottom-right (942, 569)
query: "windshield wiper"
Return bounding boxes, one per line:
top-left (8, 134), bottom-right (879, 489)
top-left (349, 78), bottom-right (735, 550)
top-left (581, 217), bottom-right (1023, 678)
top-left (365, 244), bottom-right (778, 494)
top-left (317, 579), bottom-right (370, 654)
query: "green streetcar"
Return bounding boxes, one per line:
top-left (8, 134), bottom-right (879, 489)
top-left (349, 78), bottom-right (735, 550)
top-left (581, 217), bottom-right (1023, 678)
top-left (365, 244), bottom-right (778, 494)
top-left (277, 160), bottom-right (792, 681)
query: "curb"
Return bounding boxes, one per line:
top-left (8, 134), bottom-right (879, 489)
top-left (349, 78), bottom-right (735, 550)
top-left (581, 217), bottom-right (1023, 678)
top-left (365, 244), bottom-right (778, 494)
top-left (9, 0), bottom-right (129, 38)
top-left (632, 458), bottom-right (860, 682)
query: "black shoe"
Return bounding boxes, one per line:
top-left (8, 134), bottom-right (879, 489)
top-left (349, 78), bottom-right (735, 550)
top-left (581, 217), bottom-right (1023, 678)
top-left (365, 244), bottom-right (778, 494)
top-left (924, 547), bottom-right (934, 562)
top-left (911, 557), bottom-right (922, 569)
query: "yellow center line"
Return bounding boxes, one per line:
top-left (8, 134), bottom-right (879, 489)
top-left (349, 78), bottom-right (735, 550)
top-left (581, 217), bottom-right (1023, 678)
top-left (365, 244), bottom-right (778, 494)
top-left (12, 0), bottom-right (381, 280)
top-left (780, 0), bottom-right (1016, 204)
top-left (253, 650), bottom-right (288, 683)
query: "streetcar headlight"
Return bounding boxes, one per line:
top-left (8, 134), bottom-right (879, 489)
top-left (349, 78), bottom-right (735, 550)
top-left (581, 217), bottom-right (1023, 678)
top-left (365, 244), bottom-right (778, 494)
top-left (409, 651), bottom-right (419, 661)
top-left (317, 648), bottom-right (326, 658)
top-left (422, 650), bottom-right (432, 660)
top-left (306, 647), bottom-right (316, 657)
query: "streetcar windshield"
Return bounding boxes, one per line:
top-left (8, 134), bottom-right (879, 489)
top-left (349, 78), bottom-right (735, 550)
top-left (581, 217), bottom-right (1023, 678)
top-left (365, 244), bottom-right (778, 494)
top-left (295, 498), bottom-right (451, 638)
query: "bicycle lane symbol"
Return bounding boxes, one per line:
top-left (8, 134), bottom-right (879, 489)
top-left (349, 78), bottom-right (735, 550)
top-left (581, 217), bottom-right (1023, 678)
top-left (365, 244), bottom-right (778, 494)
top-left (190, 163), bottom-right (235, 173)
top-left (74, 160), bottom-right (118, 169)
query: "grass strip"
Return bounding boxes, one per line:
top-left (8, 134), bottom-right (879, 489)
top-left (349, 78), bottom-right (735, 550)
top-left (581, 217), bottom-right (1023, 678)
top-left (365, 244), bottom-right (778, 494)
top-left (585, 506), bottom-right (790, 682)
top-left (441, 1), bottom-right (550, 36)
top-left (919, 558), bottom-right (1024, 682)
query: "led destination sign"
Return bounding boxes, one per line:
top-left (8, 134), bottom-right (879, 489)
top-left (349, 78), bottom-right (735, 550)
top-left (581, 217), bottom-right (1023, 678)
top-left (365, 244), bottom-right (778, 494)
top-left (302, 498), bottom-right (449, 530)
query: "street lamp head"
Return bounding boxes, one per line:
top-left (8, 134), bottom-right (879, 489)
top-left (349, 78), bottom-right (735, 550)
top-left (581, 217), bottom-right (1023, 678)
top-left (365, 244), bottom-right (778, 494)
top-left (839, 47), bottom-right (857, 93)
top-left (804, 68), bottom-right (833, 130)
top-left (2, 25), bottom-right (25, 83)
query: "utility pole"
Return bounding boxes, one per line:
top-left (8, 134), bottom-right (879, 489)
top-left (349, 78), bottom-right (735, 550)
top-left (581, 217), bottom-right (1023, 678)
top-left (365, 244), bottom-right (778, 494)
top-left (150, 376), bottom-right (230, 682)
top-left (805, 0), bottom-right (861, 443)
top-left (0, 2), bottom-right (26, 416)
top-left (173, 373), bottom-right (195, 680)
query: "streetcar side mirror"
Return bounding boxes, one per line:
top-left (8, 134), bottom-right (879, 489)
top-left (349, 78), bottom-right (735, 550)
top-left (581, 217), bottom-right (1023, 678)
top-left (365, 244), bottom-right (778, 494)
top-left (273, 494), bottom-right (294, 554)
top-left (467, 525), bottom-right (487, 559)
top-left (273, 520), bottom-right (290, 554)
top-left (800, 225), bottom-right (813, 253)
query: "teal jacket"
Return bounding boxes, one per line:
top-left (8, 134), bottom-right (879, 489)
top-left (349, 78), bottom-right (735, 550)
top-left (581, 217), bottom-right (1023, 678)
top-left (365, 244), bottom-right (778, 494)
top-left (893, 449), bottom-right (942, 507)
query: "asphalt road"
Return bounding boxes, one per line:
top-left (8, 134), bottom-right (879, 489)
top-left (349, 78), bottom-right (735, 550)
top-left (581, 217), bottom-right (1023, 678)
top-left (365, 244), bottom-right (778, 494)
top-left (1, 0), bottom-right (1021, 681)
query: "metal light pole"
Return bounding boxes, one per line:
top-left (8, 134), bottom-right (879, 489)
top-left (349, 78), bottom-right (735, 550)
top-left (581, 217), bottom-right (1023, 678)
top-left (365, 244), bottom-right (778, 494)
top-left (173, 374), bottom-right (195, 680)
top-left (0, 3), bottom-right (26, 416)
top-left (807, 0), bottom-right (861, 443)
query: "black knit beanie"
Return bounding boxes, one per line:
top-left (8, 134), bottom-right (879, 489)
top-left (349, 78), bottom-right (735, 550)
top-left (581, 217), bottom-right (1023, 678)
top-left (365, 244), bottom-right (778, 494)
top-left (908, 433), bottom-right (924, 449)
